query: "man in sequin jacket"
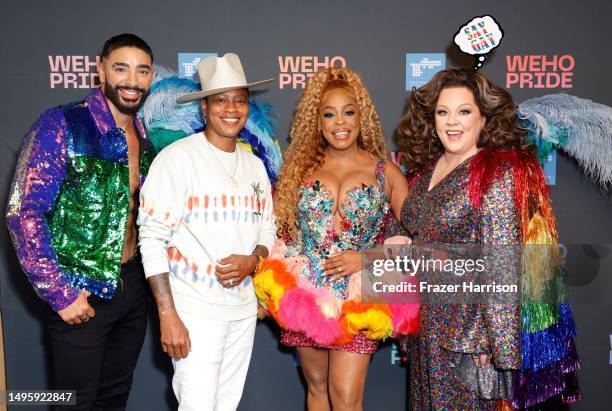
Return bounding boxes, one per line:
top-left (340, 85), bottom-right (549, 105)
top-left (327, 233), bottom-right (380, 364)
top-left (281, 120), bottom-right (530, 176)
top-left (6, 33), bottom-right (155, 411)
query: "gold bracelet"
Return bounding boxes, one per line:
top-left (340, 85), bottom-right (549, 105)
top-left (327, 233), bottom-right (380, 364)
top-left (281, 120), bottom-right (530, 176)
top-left (252, 254), bottom-right (264, 275)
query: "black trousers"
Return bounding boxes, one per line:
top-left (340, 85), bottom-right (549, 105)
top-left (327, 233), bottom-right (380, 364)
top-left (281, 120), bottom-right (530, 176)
top-left (46, 257), bottom-right (148, 411)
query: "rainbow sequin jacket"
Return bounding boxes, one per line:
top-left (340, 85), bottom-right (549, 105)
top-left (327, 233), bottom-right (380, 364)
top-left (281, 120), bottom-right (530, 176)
top-left (6, 89), bottom-right (155, 311)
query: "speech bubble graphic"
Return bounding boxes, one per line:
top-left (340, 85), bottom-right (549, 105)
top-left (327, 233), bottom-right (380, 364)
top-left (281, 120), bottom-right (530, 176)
top-left (454, 15), bottom-right (504, 69)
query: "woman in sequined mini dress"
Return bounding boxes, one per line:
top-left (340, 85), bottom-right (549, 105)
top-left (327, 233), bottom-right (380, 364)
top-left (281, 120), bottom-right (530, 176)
top-left (271, 67), bottom-right (409, 410)
top-left (395, 69), bottom-right (580, 410)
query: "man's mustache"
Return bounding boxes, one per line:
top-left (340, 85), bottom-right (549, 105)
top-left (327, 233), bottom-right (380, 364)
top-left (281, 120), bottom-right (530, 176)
top-left (116, 85), bottom-right (147, 94)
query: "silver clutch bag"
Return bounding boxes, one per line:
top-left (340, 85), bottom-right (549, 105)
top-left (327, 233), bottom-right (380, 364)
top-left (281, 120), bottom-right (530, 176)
top-left (448, 352), bottom-right (514, 400)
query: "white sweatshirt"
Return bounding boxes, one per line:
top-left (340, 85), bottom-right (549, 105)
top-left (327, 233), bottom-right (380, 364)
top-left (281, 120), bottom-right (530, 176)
top-left (138, 132), bottom-right (276, 321)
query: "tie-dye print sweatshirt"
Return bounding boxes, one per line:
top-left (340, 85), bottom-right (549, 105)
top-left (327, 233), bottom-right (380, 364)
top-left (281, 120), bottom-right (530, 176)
top-left (138, 132), bottom-right (276, 321)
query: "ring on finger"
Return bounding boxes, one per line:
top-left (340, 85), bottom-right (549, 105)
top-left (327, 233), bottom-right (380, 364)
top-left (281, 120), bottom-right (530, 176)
top-left (337, 266), bottom-right (342, 273)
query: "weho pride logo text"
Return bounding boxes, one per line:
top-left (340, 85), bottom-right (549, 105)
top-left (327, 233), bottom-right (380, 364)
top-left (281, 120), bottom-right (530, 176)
top-left (278, 56), bottom-right (347, 89)
top-left (506, 55), bottom-right (574, 89)
top-left (49, 55), bottom-right (100, 89)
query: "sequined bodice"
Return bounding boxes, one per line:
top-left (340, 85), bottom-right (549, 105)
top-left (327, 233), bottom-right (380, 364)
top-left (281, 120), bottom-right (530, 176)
top-left (295, 159), bottom-right (390, 298)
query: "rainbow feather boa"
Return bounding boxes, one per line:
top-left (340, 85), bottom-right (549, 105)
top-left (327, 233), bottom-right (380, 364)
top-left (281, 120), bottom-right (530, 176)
top-left (254, 242), bottom-right (419, 346)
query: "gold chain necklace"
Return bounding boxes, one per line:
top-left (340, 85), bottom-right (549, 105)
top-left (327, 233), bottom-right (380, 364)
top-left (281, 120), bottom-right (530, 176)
top-left (204, 135), bottom-right (239, 187)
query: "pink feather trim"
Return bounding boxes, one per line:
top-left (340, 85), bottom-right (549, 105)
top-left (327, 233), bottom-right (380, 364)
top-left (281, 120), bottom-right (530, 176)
top-left (277, 288), bottom-right (347, 345)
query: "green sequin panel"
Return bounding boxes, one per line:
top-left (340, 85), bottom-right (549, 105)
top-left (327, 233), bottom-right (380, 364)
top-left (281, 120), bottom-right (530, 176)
top-left (140, 144), bottom-right (156, 175)
top-left (49, 156), bottom-right (130, 283)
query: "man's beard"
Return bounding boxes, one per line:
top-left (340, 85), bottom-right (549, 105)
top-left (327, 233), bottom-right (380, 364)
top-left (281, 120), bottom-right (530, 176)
top-left (103, 82), bottom-right (150, 115)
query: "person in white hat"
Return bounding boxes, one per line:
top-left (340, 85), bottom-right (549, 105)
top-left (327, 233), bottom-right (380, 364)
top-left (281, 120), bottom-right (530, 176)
top-left (137, 53), bottom-right (275, 411)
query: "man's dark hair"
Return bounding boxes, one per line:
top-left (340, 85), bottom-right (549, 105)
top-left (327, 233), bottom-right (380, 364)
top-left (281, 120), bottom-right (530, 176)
top-left (100, 33), bottom-right (153, 62)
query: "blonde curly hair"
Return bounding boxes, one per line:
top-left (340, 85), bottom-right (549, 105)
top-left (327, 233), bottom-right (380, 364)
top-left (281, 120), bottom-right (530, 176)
top-left (275, 67), bottom-right (387, 241)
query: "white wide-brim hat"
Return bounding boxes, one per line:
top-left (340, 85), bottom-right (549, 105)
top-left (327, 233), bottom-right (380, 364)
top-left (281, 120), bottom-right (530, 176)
top-left (176, 53), bottom-right (273, 103)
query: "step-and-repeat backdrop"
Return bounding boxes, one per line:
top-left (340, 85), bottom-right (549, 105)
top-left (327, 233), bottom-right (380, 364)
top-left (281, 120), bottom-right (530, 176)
top-left (1, 1), bottom-right (611, 409)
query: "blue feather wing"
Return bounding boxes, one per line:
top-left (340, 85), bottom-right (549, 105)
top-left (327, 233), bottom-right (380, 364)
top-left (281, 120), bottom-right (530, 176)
top-left (140, 74), bottom-right (204, 135)
top-left (517, 94), bottom-right (612, 186)
top-left (242, 100), bottom-right (282, 184)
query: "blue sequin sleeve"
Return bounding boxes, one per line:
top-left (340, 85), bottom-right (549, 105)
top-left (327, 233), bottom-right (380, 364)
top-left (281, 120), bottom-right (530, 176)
top-left (6, 108), bottom-right (80, 311)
